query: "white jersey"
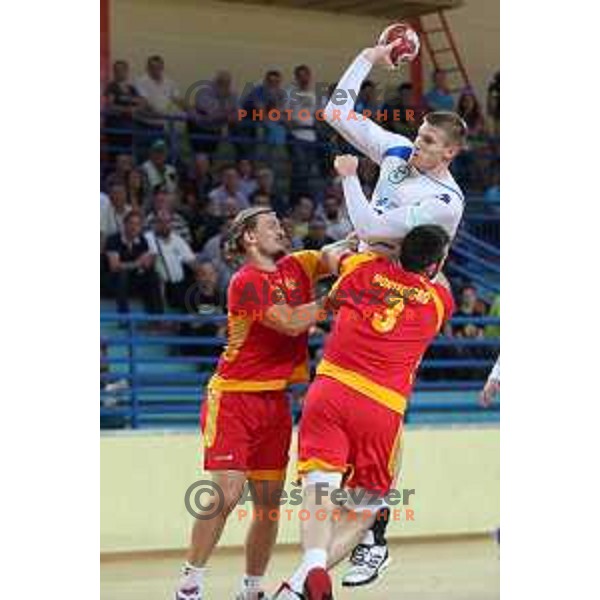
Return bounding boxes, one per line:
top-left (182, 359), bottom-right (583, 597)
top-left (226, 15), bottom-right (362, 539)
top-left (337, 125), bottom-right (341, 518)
top-left (324, 53), bottom-right (464, 240)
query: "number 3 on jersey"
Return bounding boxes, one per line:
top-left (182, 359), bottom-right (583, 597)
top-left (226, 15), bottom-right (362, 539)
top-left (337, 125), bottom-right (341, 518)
top-left (371, 298), bottom-right (405, 333)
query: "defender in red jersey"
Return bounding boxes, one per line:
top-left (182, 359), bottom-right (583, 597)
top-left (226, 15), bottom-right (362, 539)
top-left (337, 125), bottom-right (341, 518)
top-left (276, 226), bottom-right (453, 600)
top-left (175, 207), bottom-right (351, 600)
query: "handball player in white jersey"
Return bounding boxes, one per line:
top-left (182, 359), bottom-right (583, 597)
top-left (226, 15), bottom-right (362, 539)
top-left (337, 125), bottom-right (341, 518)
top-left (323, 40), bottom-right (467, 589)
top-left (324, 40), bottom-right (467, 244)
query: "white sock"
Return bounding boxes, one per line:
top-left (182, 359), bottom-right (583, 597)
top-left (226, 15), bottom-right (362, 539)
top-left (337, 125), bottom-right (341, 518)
top-left (178, 562), bottom-right (205, 592)
top-left (241, 574), bottom-right (263, 592)
top-left (360, 529), bottom-right (375, 546)
top-left (288, 548), bottom-right (327, 593)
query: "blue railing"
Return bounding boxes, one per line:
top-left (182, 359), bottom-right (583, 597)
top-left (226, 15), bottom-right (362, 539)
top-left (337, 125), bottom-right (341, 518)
top-left (100, 312), bottom-right (500, 429)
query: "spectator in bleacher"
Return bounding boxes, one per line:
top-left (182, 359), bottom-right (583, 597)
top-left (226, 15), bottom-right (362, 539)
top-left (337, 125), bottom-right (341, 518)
top-left (486, 71), bottom-right (500, 136)
top-left (207, 166), bottom-right (249, 215)
top-left (355, 80), bottom-right (381, 115)
top-left (254, 167), bottom-right (285, 214)
top-left (188, 70), bottom-right (239, 155)
top-left (103, 60), bottom-right (143, 158)
top-left (281, 216), bottom-right (303, 251)
top-left (109, 153), bottom-right (135, 186)
top-left (285, 64), bottom-right (324, 196)
top-left (237, 159), bottom-right (258, 199)
top-left (126, 168), bottom-right (147, 211)
top-left (187, 152), bottom-right (215, 200)
top-left (302, 217), bottom-right (335, 251)
top-left (105, 210), bottom-right (163, 314)
top-left (457, 88), bottom-right (485, 137)
top-left (134, 55), bottom-right (184, 155)
top-left (101, 179), bottom-right (131, 250)
top-left (200, 210), bottom-right (237, 263)
top-left (381, 82), bottom-right (422, 138)
top-left (145, 208), bottom-right (201, 312)
top-left (452, 285), bottom-right (485, 338)
top-left (145, 190), bottom-right (192, 244)
top-left (454, 88), bottom-right (487, 190)
top-left (289, 195), bottom-right (315, 240)
top-left (239, 69), bottom-right (287, 157)
top-left (320, 194), bottom-right (352, 241)
top-left (140, 139), bottom-right (179, 196)
top-left (424, 69), bottom-right (454, 112)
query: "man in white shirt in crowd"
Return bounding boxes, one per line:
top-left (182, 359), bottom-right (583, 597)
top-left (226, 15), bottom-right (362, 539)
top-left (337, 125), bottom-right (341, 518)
top-left (101, 179), bottom-right (131, 250)
top-left (145, 208), bottom-right (201, 312)
top-left (141, 139), bottom-right (179, 196)
top-left (285, 64), bottom-right (326, 196)
top-left (135, 54), bottom-right (186, 156)
top-left (145, 190), bottom-right (192, 245)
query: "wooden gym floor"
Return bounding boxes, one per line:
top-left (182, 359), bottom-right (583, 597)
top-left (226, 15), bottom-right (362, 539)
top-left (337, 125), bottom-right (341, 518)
top-left (101, 537), bottom-right (499, 599)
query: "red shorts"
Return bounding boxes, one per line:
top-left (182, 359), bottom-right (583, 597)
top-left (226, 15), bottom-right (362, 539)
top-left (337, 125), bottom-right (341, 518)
top-left (200, 387), bottom-right (292, 480)
top-left (298, 375), bottom-right (403, 494)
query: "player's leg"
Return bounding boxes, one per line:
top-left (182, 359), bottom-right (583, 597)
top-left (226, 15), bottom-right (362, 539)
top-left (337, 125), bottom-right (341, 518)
top-left (342, 423), bottom-right (403, 587)
top-left (275, 376), bottom-right (350, 599)
top-left (176, 470), bottom-right (247, 600)
top-left (236, 391), bottom-right (293, 600)
top-left (174, 389), bottom-right (253, 600)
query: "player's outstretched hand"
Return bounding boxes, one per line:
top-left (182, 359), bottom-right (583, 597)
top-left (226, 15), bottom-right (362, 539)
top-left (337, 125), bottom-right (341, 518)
top-left (479, 378), bottom-right (500, 407)
top-left (334, 154), bottom-right (359, 177)
top-left (362, 39), bottom-right (406, 67)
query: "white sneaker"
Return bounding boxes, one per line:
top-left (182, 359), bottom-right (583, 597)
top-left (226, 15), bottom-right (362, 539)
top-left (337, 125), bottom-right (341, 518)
top-left (341, 543), bottom-right (390, 587)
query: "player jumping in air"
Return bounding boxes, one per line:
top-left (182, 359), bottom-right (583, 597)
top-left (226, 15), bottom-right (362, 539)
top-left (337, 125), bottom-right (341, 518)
top-left (273, 225), bottom-right (455, 599)
top-left (173, 207), bottom-right (351, 600)
top-left (322, 40), bottom-right (467, 586)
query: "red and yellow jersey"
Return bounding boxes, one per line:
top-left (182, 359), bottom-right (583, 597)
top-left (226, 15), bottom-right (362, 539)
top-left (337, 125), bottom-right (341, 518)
top-left (318, 252), bottom-right (454, 415)
top-left (210, 251), bottom-right (324, 392)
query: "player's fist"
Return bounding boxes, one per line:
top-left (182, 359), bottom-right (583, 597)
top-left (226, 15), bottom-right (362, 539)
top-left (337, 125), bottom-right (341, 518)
top-left (361, 39), bottom-right (407, 67)
top-left (334, 154), bottom-right (359, 177)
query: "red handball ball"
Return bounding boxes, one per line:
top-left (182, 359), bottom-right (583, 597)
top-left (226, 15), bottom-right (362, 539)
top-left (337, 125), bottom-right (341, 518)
top-left (378, 22), bottom-right (420, 66)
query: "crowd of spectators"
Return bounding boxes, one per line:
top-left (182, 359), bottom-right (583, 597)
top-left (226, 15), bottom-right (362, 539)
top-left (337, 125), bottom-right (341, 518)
top-left (101, 54), bottom-right (499, 328)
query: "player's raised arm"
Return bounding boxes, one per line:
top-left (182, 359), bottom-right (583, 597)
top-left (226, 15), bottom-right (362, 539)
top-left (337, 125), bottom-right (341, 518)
top-left (323, 42), bottom-right (412, 165)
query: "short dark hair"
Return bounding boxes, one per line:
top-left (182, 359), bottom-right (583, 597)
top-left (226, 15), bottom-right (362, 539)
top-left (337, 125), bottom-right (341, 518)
top-left (124, 210), bottom-right (143, 225)
top-left (265, 69), bottom-right (281, 79)
top-left (147, 55), bottom-right (164, 66)
top-left (400, 225), bottom-right (450, 274)
top-left (294, 64), bottom-right (311, 77)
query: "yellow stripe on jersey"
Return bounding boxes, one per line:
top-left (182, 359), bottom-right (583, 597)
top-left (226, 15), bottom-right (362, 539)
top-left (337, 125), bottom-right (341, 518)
top-left (209, 374), bottom-right (287, 392)
top-left (419, 277), bottom-right (446, 332)
top-left (290, 250), bottom-right (325, 284)
top-left (222, 315), bottom-right (252, 363)
top-left (247, 469), bottom-right (287, 481)
top-left (316, 359), bottom-right (408, 415)
top-left (203, 388), bottom-right (221, 449)
top-left (288, 359), bottom-right (310, 384)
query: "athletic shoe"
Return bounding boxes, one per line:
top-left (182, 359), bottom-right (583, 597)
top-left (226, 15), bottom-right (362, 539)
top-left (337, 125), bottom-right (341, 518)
top-left (175, 586), bottom-right (201, 600)
top-left (341, 543), bottom-right (390, 587)
top-left (303, 568), bottom-right (333, 600)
